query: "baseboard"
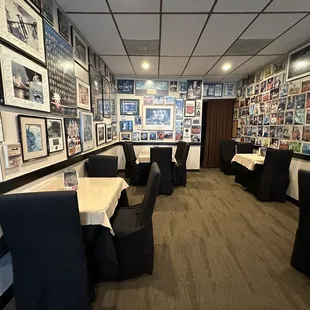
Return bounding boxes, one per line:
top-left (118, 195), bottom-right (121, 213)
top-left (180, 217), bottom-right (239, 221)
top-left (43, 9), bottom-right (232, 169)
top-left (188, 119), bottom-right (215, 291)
top-left (188, 169), bottom-right (200, 172)
top-left (286, 195), bottom-right (299, 207)
top-left (0, 285), bottom-right (13, 310)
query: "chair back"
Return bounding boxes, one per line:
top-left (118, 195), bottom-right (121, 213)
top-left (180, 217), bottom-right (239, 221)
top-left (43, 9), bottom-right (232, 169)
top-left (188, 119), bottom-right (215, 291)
top-left (236, 142), bottom-right (253, 154)
top-left (220, 140), bottom-right (235, 161)
top-left (126, 142), bottom-right (136, 163)
top-left (0, 191), bottom-right (90, 310)
top-left (298, 170), bottom-right (310, 227)
top-left (175, 141), bottom-right (186, 163)
top-left (88, 155), bottom-right (118, 177)
top-left (180, 143), bottom-right (190, 165)
top-left (140, 163), bottom-right (161, 223)
top-left (123, 142), bottom-right (129, 162)
top-left (263, 149), bottom-right (293, 174)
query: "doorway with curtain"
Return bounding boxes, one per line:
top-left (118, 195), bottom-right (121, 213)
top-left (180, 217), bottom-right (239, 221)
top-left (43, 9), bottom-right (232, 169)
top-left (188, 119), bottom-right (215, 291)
top-left (201, 99), bottom-right (234, 168)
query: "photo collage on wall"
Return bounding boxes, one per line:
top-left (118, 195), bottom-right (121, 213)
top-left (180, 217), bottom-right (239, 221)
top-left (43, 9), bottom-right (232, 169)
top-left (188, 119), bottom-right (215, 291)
top-left (118, 79), bottom-right (202, 143)
top-left (234, 44), bottom-right (310, 156)
top-left (0, 0), bottom-right (117, 175)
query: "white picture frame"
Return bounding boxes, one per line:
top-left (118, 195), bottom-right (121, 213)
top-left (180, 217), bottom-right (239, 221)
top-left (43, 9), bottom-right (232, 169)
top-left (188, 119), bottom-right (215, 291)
top-left (76, 78), bottom-right (91, 110)
top-left (0, 45), bottom-right (50, 113)
top-left (72, 27), bottom-right (89, 70)
top-left (96, 123), bottom-right (106, 146)
top-left (142, 105), bottom-right (174, 131)
top-left (80, 111), bottom-right (94, 151)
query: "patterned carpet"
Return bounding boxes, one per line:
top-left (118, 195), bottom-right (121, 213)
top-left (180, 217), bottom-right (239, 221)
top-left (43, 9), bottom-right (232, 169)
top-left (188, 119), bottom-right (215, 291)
top-left (6, 169), bottom-right (310, 309)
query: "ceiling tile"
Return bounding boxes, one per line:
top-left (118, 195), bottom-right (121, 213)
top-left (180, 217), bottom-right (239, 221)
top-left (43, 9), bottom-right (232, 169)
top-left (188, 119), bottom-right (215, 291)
top-left (163, 0), bottom-right (214, 12)
top-left (130, 56), bottom-right (158, 75)
top-left (221, 74), bottom-right (245, 82)
top-left (258, 15), bottom-right (310, 55)
top-left (204, 75), bottom-right (226, 83)
top-left (160, 57), bottom-right (189, 75)
top-left (108, 0), bottom-right (160, 12)
top-left (115, 15), bottom-right (159, 40)
top-left (194, 14), bottom-right (256, 56)
top-left (240, 13), bottom-right (306, 40)
top-left (161, 14), bottom-right (208, 56)
top-left (265, 0), bottom-right (310, 12)
top-left (101, 56), bottom-right (134, 75)
top-left (232, 55), bottom-right (280, 75)
top-left (214, 0), bottom-right (270, 12)
top-left (183, 57), bottom-right (220, 75)
top-left (206, 56), bottom-right (251, 75)
top-left (57, 0), bottom-right (109, 12)
top-left (68, 14), bottom-right (126, 55)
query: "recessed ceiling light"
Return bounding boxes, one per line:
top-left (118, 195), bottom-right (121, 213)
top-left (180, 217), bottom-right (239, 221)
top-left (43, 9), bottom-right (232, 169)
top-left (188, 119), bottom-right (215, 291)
top-left (142, 62), bottom-right (150, 70)
top-left (222, 63), bottom-right (232, 71)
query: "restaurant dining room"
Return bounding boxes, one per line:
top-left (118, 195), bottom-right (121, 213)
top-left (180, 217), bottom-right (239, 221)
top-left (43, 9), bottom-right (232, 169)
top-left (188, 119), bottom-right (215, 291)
top-left (1, 0), bottom-right (310, 309)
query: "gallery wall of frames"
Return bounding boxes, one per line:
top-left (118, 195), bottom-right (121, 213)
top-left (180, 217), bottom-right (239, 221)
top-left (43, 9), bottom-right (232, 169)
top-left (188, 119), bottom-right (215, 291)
top-left (116, 79), bottom-right (203, 144)
top-left (234, 41), bottom-right (310, 157)
top-left (0, 0), bottom-right (117, 183)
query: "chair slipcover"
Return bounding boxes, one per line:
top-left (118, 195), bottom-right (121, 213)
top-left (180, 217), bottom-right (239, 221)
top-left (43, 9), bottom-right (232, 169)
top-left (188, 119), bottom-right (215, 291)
top-left (151, 147), bottom-right (173, 195)
top-left (236, 142), bottom-right (254, 154)
top-left (112, 163), bottom-right (161, 279)
top-left (247, 149), bottom-right (293, 202)
top-left (220, 140), bottom-right (235, 175)
top-left (174, 143), bottom-right (190, 186)
top-left (87, 155), bottom-right (118, 177)
top-left (122, 142), bottom-right (130, 178)
top-left (291, 170), bottom-right (310, 276)
top-left (175, 141), bottom-right (186, 163)
top-left (126, 143), bottom-right (141, 185)
top-left (0, 191), bottom-right (91, 310)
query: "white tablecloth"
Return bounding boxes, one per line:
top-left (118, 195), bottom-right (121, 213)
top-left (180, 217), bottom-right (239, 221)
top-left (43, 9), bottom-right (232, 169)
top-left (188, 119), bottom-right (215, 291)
top-left (136, 148), bottom-right (177, 164)
top-left (231, 154), bottom-right (265, 171)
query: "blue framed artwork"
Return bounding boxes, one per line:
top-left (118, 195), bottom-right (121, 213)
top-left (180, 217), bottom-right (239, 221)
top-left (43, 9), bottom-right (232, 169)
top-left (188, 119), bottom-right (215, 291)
top-left (120, 99), bottom-right (140, 115)
top-left (117, 79), bottom-right (134, 94)
top-left (120, 120), bottom-right (133, 132)
top-left (142, 105), bottom-right (174, 131)
top-left (135, 80), bottom-right (169, 96)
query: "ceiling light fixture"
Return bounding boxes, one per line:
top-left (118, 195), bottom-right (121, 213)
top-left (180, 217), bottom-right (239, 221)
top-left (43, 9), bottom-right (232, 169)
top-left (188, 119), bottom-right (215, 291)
top-left (222, 63), bottom-right (232, 71)
top-left (142, 62), bottom-right (150, 70)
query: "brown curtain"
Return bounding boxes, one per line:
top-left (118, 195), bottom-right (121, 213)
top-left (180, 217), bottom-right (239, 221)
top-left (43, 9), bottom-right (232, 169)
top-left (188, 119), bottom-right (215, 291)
top-left (202, 99), bottom-right (234, 168)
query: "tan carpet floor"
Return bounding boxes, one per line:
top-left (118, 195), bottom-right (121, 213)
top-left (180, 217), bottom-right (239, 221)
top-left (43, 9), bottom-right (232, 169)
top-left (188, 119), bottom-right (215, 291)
top-left (6, 169), bottom-right (310, 309)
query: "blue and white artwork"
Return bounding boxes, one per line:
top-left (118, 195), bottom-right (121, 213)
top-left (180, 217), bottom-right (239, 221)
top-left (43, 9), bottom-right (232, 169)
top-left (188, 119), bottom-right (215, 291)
top-left (135, 116), bottom-right (141, 125)
top-left (26, 124), bottom-right (42, 152)
top-left (120, 99), bottom-right (139, 115)
top-left (154, 96), bottom-right (164, 104)
top-left (117, 79), bottom-right (134, 94)
top-left (165, 96), bottom-right (176, 105)
top-left (143, 106), bottom-right (174, 130)
top-left (120, 120), bottom-right (133, 132)
top-left (302, 142), bottom-right (310, 155)
top-left (176, 99), bottom-right (184, 109)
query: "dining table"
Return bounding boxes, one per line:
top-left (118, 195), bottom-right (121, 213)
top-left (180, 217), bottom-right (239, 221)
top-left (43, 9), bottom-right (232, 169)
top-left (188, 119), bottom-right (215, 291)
top-left (136, 148), bottom-right (177, 164)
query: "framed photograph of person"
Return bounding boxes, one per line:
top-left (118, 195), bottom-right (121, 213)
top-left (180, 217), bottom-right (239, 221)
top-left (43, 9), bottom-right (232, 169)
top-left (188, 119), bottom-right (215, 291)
top-left (80, 111), bottom-right (93, 151)
top-left (46, 118), bottom-right (64, 153)
top-left (120, 132), bottom-right (132, 142)
top-left (207, 84), bottom-right (215, 97)
top-left (57, 8), bottom-right (69, 41)
top-left (0, 45), bottom-right (50, 113)
top-left (76, 78), bottom-right (91, 110)
top-left (120, 120), bottom-right (133, 132)
top-left (287, 42), bottom-right (310, 81)
top-left (142, 105), bottom-right (174, 131)
top-left (120, 99), bottom-right (139, 115)
top-left (274, 58), bottom-right (285, 74)
top-left (106, 124), bottom-right (112, 143)
top-left (225, 83), bottom-right (235, 96)
top-left (117, 79), bottom-right (134, 94)
top-left (0, 0), bottom-right (46, 64)
top-left (88, 47), bottom-right (96, 68)
top-left (17, 115), bottom-right (48, 162)
top-left (170, 81), bottom-right (178, 92)
top-left (63, 169), bottom-right (79, 190)
top-left (179, 81), bottom-right (187, 92)
top-left (184, 100), bottom-right (196, 117)
top-left (96, 123), bottom-right (106, 146)
top-left (71, 27), bottom-right (89, 70)
top-left (64, 118), bottom-right (82, 158)
top-left (264, 65), bottom-right (273, 78)
top-left (187, 80), bottom-right (202, 99)
top-left (214, 84), bottom-right (223, 97)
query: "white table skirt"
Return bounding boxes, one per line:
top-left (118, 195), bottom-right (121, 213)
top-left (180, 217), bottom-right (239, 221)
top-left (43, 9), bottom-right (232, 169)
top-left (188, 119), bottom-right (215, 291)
top-left (232, 154), bottom-right (265, 171)
top-left (136, 148), bottom-right (177, 164)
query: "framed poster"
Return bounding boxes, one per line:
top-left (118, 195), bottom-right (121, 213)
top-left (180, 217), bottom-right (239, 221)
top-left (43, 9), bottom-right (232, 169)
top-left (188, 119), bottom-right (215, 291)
top-left (0, 0), bottom-right (46, 63)
top-left (184, 100), bottom-right (196, 117)
top-left (117, 79), bottom-right (134, 94)
top-left (106, 124), bottom-right (112, 143)
top-left (187, 80), bottom-right (202, 99)
top-left (274, 58), bottom-right (285, 74)
top-left (88, 47), bottom-right (96, 68)
top-left (45, 21), bottom-right (76, 116)
top-left (179, 81), bottom-right (187, 92)
top-left (17, 115), bottom-right (48, 162)
top-left (214, 84), bottom-right (223, 97)
top-left (111, 85), bottom-right (116, 122)
top-left (120, 120), bottom-right (133, 132)
top-left (64, 118), bottom-right (81, 158)
top-left (41, 0), bottom-right (53, 24)
top-left (57, 8), bottom-right (69, 41)
top-left (94, 54), bottom-right (100, 71)
top-left (0, 45), bottom-right (50, 113)
top-left (112, 124), bottom-right (117, 140)
top-left (120, 99), bottom-right (139, 115)
top-left (120, 132), bottom-right (132, 142)
top-left (3, 143), bottom-right (22, 168)
top-left (135, 80), bottom-right (169, 96)
top-left (225, 83), bottom-right (235, 96)
top-left (76, 78), bottom-right (91, 110)
top-left (46, 118), bottom-right (64, 153)
top-left (96, 123), bottom-right (106, 146)
top-left (104, 99), bottom-right (111, 119)
top-left (207, 84), bottom-right (215, 97)
top-left (99, 59), bottom-right (106, 76)
top-left (170, 81), bottom-right (178, 92)
top-left (102, 77), bottom-right (110, 118)
top-left (89, 66), bottom-right (103, 121)
top-left (287, 42), bottom-right (310, 81)
top-left (142, 105), bottom-right (174, 131)
top-left (72, 27), bottom-right (88, 70)
top-left (80, 111), bottom-right (94, 151)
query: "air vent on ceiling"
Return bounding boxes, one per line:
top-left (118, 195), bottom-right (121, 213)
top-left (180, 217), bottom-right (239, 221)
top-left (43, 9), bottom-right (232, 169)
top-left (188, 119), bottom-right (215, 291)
top-left (225, 39), bottom-right (273, 56)
top-left (123, 39), bottom-right (159, 56)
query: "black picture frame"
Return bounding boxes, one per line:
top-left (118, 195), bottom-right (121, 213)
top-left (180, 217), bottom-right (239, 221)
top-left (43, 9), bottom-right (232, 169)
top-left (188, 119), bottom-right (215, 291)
top-left (117, 79), bottom-right (134, 94)
top-left (184, 99), bottom-right (196, 117)
top-left (46, 118), bottom-right (64, 154)
top-left (214, 84), bottom-right (223, 97)
top-left (120, 99), bottom-right (140, 115)
top-left (120, 120), bottom-right (133, 132)
top-left (57, 8), bottom-right (69, 41)
top-left (64, 118), bottom-right (82, 158)
top-left (96, 123), bottom-right (106, 146)
top-left (88, 47), bottom-right (96, 67)
top-left (41, 0), bottom-right (54, 25)
top-left (89, 66), bottom-right (103, 121)
top-left (207, 84), bottom-right (215, 97)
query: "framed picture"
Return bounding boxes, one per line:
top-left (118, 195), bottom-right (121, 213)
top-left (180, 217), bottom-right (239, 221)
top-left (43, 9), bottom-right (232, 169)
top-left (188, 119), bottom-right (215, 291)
top-left (46, 118), bottom-right (64, 153)
top-left (120, 120), bottom-right (133, 132)
top-left (76, 78), bottom-right (91, 110)
top-left (99, 59), bottom-right (106, 76)
top-left (96, 123), bottom-right (106, 146)
top-left (104, 99), bottom-right (111, 119)
top-left (89, 66), bottom-right (103, 121)
top-left (264, 65), bottom-right (273, 78)
top-left (287, 42), bottom-right (310, 81)
top-left (274, 58), bottom-right (285, 74)
top-left (225, 83), bottom-right (235, 96)
top-left (57, 8), bottom-right (69, 41)
top-left (111, 86), bottom-right (117, 122)
top-left (105, 66), bottom-right (110, 82)
top-left (106, 124), bottom-right (112, 143)
top-left (94, 54), bottom-right (100, 71)
top-left (112, 124), bottom-right (117, 140)
top-left (117, 79), bottom-right (134, 94)
top-left (88, 47), bottom-right (96, 68)
top-left (80, 111), bottom-right (94, 151)
top-left (170, 81), bottom-right (178, 92)
top-left (187, 80), bottom-right (202, 99)
top-left (144, 95), bottom-right (154, 105)
top-left (135, 80), bottom-right (169, 96)
top-left (41, 0), bottom-right (53, 24)
top-left (17, 115), bottom-right (48, 162)
top-left (71, 27), bottom-right (88, 70)
top-left (3, 143), bottom-right (22, 168)
top-left (207, 84), bottom-right (215, 97)
top-left (165, 96), bottom-right (176, 105)
top-left (120, 99), bottom-right (139, 115)
top-left (142, 105), bottom-right (174, 131)
top-left (179, 81), bottom-right (187, 92)
top-left (120, 132), bottom-right (131, 142)
top-left (64, 118), bottom-right (81, 158)
top-left (28, 0), bottom-right (41, 11)
top-left (214, 84), bottom-right (223, 97)
top-left (0, 45), bottom-right (50, 113)
top-left (102, 77), bottom-right (110, 119)
top-left (45, 22), bottom-right (76, 116)
top-left (63, 169), bottom-right (78, 190)
top-left (184, 100), bottom-right (196, 117)
top-left (255, 71), bottom-right (263, 83)
top-left (0, 0), bottom-right (46, 64)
